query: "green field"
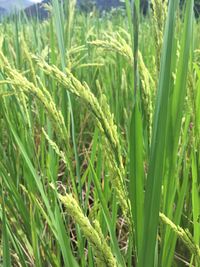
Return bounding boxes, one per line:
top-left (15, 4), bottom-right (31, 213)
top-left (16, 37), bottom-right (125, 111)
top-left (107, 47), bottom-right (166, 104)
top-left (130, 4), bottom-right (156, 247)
top-left (0, 0), bottom-right (200, 266)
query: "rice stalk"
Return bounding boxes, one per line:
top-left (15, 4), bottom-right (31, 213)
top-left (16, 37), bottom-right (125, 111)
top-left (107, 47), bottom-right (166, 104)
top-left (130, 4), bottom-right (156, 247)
top-left (88, 33), bottom-right (155, 141)
top-left (160, 212), bottom-right (200, 265)
top-left (42, 128), bottom-right (67, 165)
top-left (33, 56), bottom-right (130, 216)
top-left (51, 184), bottom-right (117, 267)
top-left (0, 52), bottom-right (68, 143)
top-left (151, 0), bottom-right (168, 71)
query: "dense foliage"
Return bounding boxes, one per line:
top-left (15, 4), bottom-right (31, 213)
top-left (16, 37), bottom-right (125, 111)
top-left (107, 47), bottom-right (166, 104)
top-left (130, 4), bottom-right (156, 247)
top-left (0, 0), bottom-right (199, 267)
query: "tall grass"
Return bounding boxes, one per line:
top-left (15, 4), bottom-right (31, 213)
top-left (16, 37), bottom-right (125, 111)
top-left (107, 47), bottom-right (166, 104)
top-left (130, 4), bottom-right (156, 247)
top-left (0, 0), bottom-right (199, 266)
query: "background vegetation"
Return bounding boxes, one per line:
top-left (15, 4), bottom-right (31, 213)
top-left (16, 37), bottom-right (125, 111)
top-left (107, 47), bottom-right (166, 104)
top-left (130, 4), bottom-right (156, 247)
top-left (0, 0), bottom-right (199, 266)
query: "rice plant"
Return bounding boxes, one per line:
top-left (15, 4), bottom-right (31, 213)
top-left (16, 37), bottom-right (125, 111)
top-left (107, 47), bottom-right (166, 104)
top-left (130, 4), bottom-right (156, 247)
top-left (0, 0), bottom-right (199, 266)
